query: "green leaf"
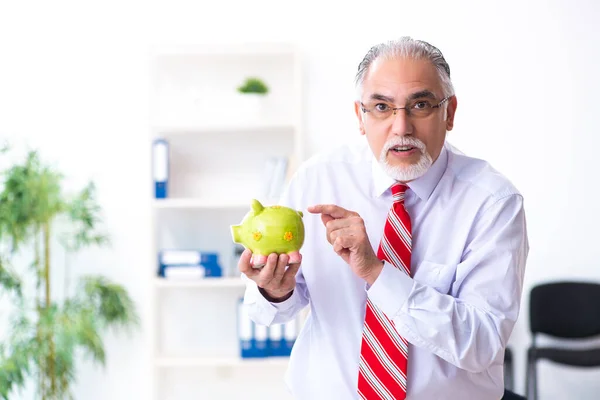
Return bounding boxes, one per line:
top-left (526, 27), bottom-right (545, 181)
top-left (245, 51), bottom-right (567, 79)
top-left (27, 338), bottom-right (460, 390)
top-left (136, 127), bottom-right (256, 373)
top-left (58, 301), bottom-right (105, 368)
top-left (237, 77), bottom-right (269, 94)
top-left (60, 182), bottom-right (110, 252)
top-left (79, 276), bottom-right (140, 333)
top-left (0, 314), bottom-right (36, 399)
top-left (0, 150), bottom-right (65, 251)
top-left (0, 257), bottom-right (22, 298)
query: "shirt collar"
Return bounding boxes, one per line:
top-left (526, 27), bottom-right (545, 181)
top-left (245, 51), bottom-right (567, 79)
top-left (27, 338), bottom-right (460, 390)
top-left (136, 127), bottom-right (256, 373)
top-left (371, 142), bottom-right (448, 201)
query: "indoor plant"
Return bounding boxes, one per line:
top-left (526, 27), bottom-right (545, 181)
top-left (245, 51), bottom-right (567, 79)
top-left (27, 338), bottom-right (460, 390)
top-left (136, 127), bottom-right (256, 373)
top-left (235, 77), bottom-right (269, 120)
top-left (237, 77), bottom-right (269, 95)
top-left (0, 145), bottom-right (139, 399)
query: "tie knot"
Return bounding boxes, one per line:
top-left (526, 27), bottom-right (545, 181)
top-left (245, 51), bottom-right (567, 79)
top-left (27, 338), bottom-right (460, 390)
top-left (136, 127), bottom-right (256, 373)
top-left (391, 183), bottom-right (409, 203)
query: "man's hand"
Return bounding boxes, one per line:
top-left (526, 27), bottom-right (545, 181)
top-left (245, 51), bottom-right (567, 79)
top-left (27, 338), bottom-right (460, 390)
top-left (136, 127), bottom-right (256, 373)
top-left (307, 204), bottom-right (383, 285)
top-left (238, 249), bottom-right (301, 302)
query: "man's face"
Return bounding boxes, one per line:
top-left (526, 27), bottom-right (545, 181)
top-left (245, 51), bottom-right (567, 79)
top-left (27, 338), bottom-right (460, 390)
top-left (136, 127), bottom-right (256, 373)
top-left (354, 57), bottom-right (457, 182)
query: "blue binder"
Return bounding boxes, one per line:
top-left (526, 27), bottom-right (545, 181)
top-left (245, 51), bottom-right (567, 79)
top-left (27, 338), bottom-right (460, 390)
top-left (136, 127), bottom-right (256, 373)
top-left (268, 323), bottom-right (287, 357)
top-left (157, 250), bottom-right (222, 278)
top-left (152, 138), bottom-right (169, 198)
top-left (283, 317), bottom-right (298, 356)
top-left (238, 298), bottom-right (256, 358)
top-left (254, 322), bottom-right (268, 358)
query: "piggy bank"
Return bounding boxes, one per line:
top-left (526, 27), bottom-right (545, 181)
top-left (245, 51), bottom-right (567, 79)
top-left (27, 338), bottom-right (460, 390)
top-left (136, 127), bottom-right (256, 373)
top-left (231, 199), bottom-right (304, 268)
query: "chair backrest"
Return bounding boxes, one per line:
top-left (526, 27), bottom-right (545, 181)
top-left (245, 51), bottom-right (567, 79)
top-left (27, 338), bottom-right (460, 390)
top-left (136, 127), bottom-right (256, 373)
top-left (502, 389), bottom-right (527, 400)
top-left (529, 281), bottom-right (600, 338)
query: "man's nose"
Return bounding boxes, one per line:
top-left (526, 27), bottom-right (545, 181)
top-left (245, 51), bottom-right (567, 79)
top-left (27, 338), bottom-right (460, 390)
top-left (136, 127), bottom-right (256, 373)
top-left (390, 109), bottom-right (414, 136)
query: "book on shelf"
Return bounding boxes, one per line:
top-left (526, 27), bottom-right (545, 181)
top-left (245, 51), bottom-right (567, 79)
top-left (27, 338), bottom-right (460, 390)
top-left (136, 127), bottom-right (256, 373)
top-left (158, 249), bottom-right (223, 279)
top-left (237, 297), bottom-right (298, 358)
top-left (152, 138), bottom-right (169, 199)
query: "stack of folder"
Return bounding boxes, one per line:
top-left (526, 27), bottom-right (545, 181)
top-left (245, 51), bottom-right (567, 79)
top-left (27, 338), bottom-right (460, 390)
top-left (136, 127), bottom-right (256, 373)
top-left (152, 138), bottom-right (169, 199)
top-left (158, 250), bottom-right (223, 279)
top-left (237, 298), bottom-right (299, 358)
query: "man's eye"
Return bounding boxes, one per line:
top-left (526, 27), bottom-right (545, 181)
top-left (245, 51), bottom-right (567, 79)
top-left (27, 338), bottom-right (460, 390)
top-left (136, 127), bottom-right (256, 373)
top-left (413, 101), bottom-right (431, 109)
top-left (375, 103), bottom-right (390, 112)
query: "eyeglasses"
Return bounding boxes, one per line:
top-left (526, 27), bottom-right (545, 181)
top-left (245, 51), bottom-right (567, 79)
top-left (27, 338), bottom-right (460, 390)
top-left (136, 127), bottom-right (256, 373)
top-left (360, 96), bottom-right (451, 120)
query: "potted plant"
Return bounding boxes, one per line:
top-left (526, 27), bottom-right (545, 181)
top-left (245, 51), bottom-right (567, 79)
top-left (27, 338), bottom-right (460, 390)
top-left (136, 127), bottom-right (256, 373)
top-left (235, 77), bottom-right (269, 121)
top-left (0, 145), bottom-right (139, 400)
top-left (237, 77), bottom-right (269, 95)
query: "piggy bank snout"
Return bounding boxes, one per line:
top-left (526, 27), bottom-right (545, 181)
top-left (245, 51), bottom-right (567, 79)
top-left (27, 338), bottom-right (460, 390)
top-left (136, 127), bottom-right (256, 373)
top-left (231, 225), bottom-right (242, 244)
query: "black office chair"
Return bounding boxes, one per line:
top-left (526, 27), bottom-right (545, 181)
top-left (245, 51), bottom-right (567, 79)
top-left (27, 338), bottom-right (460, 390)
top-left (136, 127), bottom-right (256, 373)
top-left (502, 389), bottom-right (527, 400)
top-left (504, 346), bottom-right (514, 391)
top-left (526, 281), bottom-right (600, 400)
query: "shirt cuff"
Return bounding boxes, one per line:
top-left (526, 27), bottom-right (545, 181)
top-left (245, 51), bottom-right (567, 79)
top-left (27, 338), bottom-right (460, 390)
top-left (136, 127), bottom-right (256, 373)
top-left (242, 277), bottom-right (299, 325)
top-left (367, 261), bottom-right (414, 318)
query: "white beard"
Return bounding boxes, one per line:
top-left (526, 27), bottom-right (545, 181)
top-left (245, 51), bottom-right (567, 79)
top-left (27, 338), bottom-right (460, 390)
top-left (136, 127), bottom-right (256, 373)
top-left (378, 137), bottom-right (433, 182)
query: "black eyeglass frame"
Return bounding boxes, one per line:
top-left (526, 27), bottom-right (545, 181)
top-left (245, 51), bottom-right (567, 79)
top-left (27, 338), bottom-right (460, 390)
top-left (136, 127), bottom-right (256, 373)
top-left (360, 96), bottom-right (451, 118)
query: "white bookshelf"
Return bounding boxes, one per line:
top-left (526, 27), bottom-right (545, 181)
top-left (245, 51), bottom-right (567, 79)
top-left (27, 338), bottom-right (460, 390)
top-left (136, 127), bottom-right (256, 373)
top-left (155, 356), bottom-right (290, 368)
top-left (149, 42), bottom-right (304, 400)
top-left (153, 197), bottom-right (282, 210)
top-left (152, 121), bottom-right (296, 136)
top-left (154, 277), bottom-right (245, 289)
top-left (153, 198), bottom-right (249, 210)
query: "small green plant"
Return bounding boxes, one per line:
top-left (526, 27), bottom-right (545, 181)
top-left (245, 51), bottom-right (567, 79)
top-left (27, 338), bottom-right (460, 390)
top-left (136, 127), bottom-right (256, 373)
top-left (237, 77), bottom-right (269, 95)
top-left (0, 145), bottom-right (139, 400)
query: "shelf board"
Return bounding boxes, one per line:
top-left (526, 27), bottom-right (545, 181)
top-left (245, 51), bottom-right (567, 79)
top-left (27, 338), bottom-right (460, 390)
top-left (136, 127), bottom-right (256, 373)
top-left (154, 277), bottom-right (245, 289)
top-left (153, 198), bottom-right (248, 209)
top-left (152, 42), bottom-right (298, 57)
top-left (155, 356), bottom-right (289, 368)
top-left (153, 197), bottom-right (280, 209)
top-left (152, 121), bottom-right (295, 136)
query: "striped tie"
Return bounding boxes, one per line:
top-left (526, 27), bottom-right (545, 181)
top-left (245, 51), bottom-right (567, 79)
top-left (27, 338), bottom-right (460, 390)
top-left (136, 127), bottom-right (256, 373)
top-left (357, 183), bottom-right (411, 400)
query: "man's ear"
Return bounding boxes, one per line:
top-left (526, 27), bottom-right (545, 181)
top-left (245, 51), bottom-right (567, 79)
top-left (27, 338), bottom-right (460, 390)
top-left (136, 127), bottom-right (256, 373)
top-left (445, 96), bottom-right (458, 131)
top-left (354, 101), bottom-right (366, 135)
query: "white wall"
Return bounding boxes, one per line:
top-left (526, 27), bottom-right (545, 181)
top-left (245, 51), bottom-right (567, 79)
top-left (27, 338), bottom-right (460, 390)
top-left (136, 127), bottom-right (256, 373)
top-left (1, 0), bottom-right (599, 398)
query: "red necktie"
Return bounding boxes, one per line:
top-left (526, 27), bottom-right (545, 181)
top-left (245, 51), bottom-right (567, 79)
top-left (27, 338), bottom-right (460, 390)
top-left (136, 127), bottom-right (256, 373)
top-left (357, 183), bottom-right (411, 399)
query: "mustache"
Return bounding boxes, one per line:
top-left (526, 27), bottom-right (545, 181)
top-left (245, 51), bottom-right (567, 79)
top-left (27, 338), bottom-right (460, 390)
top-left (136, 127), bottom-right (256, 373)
top-left (383, 137), bottom-right (426, 152)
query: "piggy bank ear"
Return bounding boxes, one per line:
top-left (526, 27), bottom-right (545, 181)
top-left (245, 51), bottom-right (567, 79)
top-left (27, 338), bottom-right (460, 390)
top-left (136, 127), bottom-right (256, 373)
top-left (298, 210), bottom-right (303, 218)
top-left (251, 199), bottom-right (264, 214)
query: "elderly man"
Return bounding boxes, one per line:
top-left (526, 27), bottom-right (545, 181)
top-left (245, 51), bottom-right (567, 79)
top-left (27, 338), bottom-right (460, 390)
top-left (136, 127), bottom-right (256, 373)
top-left (239, 36), bottom-right (529, 400)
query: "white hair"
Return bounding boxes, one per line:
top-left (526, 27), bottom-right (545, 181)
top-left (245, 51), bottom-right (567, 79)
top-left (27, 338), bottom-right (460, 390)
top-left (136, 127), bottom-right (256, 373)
top-left (354, 36), bottom-right (455, 99)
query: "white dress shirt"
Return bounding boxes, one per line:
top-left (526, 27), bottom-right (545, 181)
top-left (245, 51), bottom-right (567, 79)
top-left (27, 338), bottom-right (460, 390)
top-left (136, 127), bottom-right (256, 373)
top-left (242, 138), bottom-right (529, 400)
